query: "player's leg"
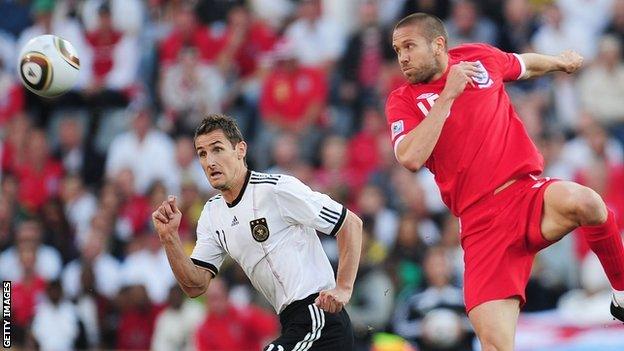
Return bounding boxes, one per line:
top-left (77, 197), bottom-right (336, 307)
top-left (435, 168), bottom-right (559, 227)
top-left (467, 298), bottom-right (520, 351)
top-left (541, 181), bottom-right (624, 320)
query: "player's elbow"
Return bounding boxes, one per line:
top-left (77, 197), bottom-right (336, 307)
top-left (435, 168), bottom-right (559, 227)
top-left (395, 146), bottom-right (424, 171)
top-left (397, 154), bottom-right (423, 172)
top-left (182, 285), bottom-right (207, 298)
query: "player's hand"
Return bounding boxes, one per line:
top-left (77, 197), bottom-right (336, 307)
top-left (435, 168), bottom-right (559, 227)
top-left (441, 61), bottom-right (481, 100)
top-left (152, 195), bottom-right (182, 238)
top-left (315, 287), bottom-right (351, 313)
top-left (558, 50), bottom-right (583, 74)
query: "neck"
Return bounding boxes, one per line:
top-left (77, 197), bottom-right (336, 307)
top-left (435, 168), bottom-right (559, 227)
top-left (222, 167), bottom-right (248, 204)
top-left (430, 53), bottom-right (449, 82)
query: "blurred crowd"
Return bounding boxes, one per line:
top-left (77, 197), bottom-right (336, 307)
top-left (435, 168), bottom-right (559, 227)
top-left (1, 0), bottom-right (624, 350)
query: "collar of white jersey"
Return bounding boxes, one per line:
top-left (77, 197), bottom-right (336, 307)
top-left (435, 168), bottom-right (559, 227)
top-left (226, 169), bottom-right (252, 208)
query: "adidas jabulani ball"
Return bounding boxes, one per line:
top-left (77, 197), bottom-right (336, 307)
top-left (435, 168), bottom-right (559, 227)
top-left (17, 34), bottom-right (80, 98)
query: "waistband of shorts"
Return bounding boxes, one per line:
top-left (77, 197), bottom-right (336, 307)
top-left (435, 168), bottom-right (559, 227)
top-left (279, 293), bottom-right (319, 322)
top-left (460, 174), bottom-right (536, 219)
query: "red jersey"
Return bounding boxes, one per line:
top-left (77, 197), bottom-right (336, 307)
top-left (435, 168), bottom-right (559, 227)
top-left (385, 43), bottom-right (543, 216)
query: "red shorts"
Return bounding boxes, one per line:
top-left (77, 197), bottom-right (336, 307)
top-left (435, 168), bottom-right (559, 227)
top-left (460, 175), bottom-right (558, 313)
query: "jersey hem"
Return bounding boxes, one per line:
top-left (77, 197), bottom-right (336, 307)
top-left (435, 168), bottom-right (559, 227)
top-left (513, 53), bottom-right (526, 80)
top-left (191, 258), bottom-right (218, 277)
top-left (329, 206), bottom-right (348, 237)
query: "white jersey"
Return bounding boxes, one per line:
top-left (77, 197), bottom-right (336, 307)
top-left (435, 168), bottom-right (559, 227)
top-left (190, 171), bottom-right (347, 313)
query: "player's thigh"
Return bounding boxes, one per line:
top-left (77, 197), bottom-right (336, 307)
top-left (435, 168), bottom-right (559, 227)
top-left (541, 181), bottom-right (604, 242)
top-left (468, 298), bottom-right (520, 351)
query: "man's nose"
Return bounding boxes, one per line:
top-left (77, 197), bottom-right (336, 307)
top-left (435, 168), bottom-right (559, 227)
top-left (399, 51), bottom-right (409, 64)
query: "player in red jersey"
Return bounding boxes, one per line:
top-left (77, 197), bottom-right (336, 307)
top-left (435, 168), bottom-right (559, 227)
top-left (386, 13), bottom-right (624, 351)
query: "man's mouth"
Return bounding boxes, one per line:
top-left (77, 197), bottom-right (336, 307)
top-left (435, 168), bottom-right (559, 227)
top-left (209, 171), bottom-right (223, 178)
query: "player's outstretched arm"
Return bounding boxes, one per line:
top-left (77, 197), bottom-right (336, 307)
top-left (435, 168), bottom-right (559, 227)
top-left (315, 210), bottom-right (363, 313)
top-left (395, 62), bottom-right (481, 171)
top-left (152, 195), bottom-right (212, 298)
top-left (519, 50), bottom-right (583, 79)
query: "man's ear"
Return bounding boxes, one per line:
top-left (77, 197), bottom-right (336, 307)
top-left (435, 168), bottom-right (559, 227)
top-left (433, 36), bottom-right (446, 55)
top-left (236, 141), bottom-right (247, 160)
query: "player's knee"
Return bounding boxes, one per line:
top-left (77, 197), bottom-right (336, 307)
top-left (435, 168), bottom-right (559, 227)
top-left (478, 335), bottom-right (513, 351)
top-left (476, 328), bottom-right (514, 351)
top-left (567, 186), bottom-right (607, 225)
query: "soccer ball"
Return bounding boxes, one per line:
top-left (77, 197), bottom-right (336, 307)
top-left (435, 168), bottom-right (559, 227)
top-left (421, 308), bottom-right (463, 348)
top-left (17, 34), bottom-right (80, 98)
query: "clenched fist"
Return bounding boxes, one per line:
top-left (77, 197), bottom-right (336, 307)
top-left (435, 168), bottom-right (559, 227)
top-left (152, 195), bottom-right (182, 238)
top-left (558, 50), bottom-right (583, 74)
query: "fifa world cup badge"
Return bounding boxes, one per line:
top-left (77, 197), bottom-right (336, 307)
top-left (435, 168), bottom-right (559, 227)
top-left (250, 218), bottom-right (270, 242)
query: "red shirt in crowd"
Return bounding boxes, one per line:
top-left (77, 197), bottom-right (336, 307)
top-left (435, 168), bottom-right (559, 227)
top-left (0, 83), bottom-right (24, 127)
top-left (13, 159), bottom-right (64, 211)
top-left (12, 276), bottom-right (47, 327)
top-left (195, 304), bottom-right (278, 351)
top-left (385, 43), bottom-right (543, 216)
top-left (260, 66), bottom-right (327, 125)
top-left (86, 29), bottom-right (123, 80)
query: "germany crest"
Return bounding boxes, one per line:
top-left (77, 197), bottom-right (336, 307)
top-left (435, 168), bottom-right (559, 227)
top-left (250, 218), bottom-right (270, 242)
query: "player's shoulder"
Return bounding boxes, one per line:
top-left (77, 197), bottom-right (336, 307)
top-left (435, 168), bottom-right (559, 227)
top-left (450, 42), bottom-right (499, 59)
top-left (250, 171), bottom-right (283, 185)
top-left (202, 193), bottom-right (223, 215)
top-left (387, 82), bottom-right (413, 101)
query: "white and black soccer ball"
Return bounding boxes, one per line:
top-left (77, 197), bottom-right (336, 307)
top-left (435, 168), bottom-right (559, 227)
top-left (421, 308), bottom-right (463, 348)
top-left (17, 34), bottom-right (80, 98)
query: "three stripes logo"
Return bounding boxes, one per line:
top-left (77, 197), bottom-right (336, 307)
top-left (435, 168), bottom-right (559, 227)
top-left (231, 216), bottom-right (239, 226)
top-left (249, 172), bottom-right (281, 185)
top-left (319, 207), bottom-right (341, 226)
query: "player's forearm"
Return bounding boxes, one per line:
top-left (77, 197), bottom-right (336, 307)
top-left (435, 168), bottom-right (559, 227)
top-left (160, 233), bottom-right (210, 297)
top-left (519, 53), bottom-right (566, 79)
top-left (395, 94), bottom-right (454, 171)
top-left (334, 210), bottom-right (363, 293)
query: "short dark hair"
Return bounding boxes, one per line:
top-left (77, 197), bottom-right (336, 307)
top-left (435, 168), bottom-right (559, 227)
top-left (194, 114), bottom-right (244, 147)
top-left (394, 13), bottom-right (448, 48)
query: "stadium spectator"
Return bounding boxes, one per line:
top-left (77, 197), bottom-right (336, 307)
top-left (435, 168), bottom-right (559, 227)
top-left (10, 244), bottom-right (47, 346)
top-left (284, 0), bottom-right (346, 70)
top-left (444, 0), bottom-right (497, 48)
top-left (115, 284), bottom-right (159, 350)
top-left (62, 229), bottom-right (121, 300)
top-left (13, 129), bottom-right (63, 212)
top-left (256, 40), bottom-right (328, 168)
top-left (0, 219), bottom-right (63, 282)
top-left (60, 175), bottom-right (98, 245)
top-left (151, 286), bottom-right (204, 351)
top-left (497, 0), bottom-right (539, 53)
top-left (356, 184), bottom-right (399, 250)
top-left (84, 3), bottom-right (139, 102)
top-left (391, 247), bottom-right (472, 351)
top-left (158, 4), bottom-right (215, 66)
top-left (194, 278), bottom-right (278, 351)
top-left (105, 107), bottom-right (177, 194)
top-left (577, 35), bottom-right (624, 144)
top-left (31, 280), bottom-right (80, 351)
top-left (160, 46), bottom-right (226, 134)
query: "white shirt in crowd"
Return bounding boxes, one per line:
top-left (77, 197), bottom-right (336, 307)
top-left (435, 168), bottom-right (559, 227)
top-left (191, 171), bottom-right (347, 313)
top-left (105, 129), bottom-right (177, 194)
top-left (151, 300), bottom-right (205, 351)
top-left (120, 247), bottom-right (176, 304)
top-left (0, 245), bottom-right (62, 281)
top-left (32, 299), bottom-right (79, 351)
top-left (62, 253), bottom-right (122, 299)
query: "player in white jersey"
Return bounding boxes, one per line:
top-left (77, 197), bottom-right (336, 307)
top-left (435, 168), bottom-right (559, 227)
top-left (152, 114), bottom-right (363, 350)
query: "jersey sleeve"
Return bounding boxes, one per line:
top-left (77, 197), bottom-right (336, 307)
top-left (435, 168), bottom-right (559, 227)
top-left (273, 175), bottom-right (347, 237)
top-left (190, 206), bottom-right (226, 277)
top-left (385, 90), bottom-right (423, 155)
top-left (475, 43), bottom-right (526, 81)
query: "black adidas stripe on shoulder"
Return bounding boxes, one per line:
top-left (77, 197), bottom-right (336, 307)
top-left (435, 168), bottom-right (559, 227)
top-left (249, 180), bottom-right (278, 185)
top-left (250, 172), bottom-right (281, 181)
top-left (208, 194), bottom-right (223, 203)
